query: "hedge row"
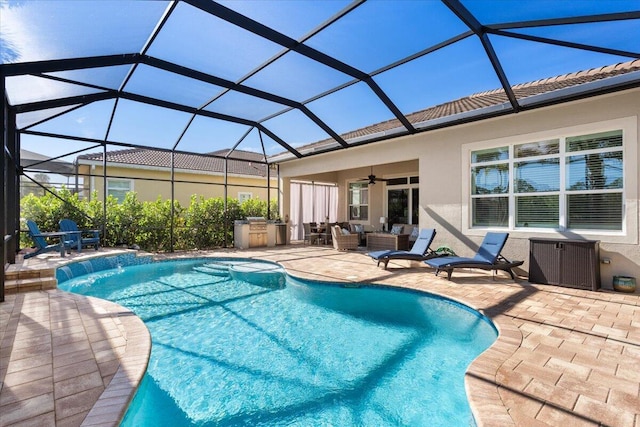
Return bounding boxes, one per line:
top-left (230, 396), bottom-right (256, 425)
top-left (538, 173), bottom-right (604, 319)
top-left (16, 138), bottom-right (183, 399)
top-left (20, 189), bottom-right (278, 252)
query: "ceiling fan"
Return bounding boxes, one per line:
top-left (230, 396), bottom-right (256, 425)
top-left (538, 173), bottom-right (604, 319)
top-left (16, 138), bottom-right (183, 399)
top-left (360, 167), bottom-right (389, 185)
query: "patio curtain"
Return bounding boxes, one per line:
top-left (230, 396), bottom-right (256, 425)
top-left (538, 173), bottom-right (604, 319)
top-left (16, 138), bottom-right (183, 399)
top-left (290, 181), bottom-right (338, 241)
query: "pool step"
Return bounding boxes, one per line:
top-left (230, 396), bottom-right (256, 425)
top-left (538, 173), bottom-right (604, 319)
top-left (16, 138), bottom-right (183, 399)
top-left (228, 262), bottom-right (286, 289)
top-left (4, 267), bottom-right (57, 294)
top-left (195, 264), bottom-right (230, 276)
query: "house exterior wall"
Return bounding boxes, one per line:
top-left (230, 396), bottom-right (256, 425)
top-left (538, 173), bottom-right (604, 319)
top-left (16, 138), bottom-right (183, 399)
top-left (279, 87), bottom-right (640, 288)
top-left (77, 163), bottom-right (277, 206)
top-left (333, 161), bottom-right (419, 228)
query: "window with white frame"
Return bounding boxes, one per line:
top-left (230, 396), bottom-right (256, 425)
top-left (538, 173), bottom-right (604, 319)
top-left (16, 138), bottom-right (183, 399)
top-left (106, 178), bottom-right (132, 203)
top-left (238, 192), bottom-right (252, 203)
top-left (348, 182), bottom-right (368, 221)
top-left (471, 129), bottom-right (624, 231)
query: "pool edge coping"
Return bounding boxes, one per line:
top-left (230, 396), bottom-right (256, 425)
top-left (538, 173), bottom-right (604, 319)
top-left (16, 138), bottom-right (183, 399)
top-left (465, 312), bottom-right (520, 427)
top-left (78, 295), bottom-right (151, 427)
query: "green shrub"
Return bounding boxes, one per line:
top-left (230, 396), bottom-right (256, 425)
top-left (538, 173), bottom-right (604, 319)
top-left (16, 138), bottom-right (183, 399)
top-left (20, 189), bottom-right (278, 251)
top-left (240, 197), bottom-right (279, 220)
top-left (182, 196), bottom-right (244, 249)
top-left (20, 190), bottom-right (276, 252)
top-left (106, 192), bottom-right (143, 247)
top-left (20, 188), bottom-right (90, 248)
top-left (136, 197), bottom-right (183, 251)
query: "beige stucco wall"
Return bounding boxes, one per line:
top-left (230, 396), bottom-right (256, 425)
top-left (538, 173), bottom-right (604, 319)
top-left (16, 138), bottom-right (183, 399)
top-left (78, 164), bottom-right (278, 206)
top-left (279, 87), bottom-right (640, 288)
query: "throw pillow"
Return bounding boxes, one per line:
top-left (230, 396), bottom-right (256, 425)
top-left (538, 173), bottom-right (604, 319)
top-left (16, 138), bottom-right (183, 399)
top-left (391, 225), bottom-right (403, 235)
top-left (354, 224), bottom-right (364, 233)
top-left (410, 226), bottom-right (419, 239)
top-left (341, 228), bottom-right (350, 235)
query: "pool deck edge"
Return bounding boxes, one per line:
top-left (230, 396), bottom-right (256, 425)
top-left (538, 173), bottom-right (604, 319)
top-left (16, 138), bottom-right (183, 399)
top-left (79, 296), bottom-right (151, 427)
top-left (0, 288), bottom-right (151, 427)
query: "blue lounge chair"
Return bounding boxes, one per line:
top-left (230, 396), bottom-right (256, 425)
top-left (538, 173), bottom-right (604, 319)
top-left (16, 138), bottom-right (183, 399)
top-left (424, 232), bottom-right (523, 280)
top-left (59, 219), bottom-right (101, 251)
top-left (368, 228), bottom-right (437, 269)
top-left (24, 220), bottom-right (74, 259)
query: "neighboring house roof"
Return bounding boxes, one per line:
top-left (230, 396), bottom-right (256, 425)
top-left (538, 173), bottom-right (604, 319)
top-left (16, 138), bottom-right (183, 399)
top-left (20, 149), bottom-right (75, 176)
top-left (77, 149), bottom-right (271, 177)
top-left (294, 59), bottom-right (640, 154)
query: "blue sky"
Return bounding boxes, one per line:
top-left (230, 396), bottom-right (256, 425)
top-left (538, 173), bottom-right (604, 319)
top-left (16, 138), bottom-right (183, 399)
top-left (2, 0), bottom-right (638, 165)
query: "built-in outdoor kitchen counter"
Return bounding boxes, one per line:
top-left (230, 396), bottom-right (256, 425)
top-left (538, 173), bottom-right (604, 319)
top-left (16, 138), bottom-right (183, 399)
top-left (234, 217), bottom-right (287, 249)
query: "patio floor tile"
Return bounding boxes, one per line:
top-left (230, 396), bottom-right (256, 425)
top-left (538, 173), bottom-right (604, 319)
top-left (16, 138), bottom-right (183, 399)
top-left (1, 246), bottom-right (639, 426)
top-left (0, 376), bottom-right (53, 407)
top-left (1, 391), bottom-right (55, 425)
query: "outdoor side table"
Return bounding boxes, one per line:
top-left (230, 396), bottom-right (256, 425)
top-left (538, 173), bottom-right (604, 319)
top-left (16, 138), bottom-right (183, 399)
top-left (367, 233), bottom-right (409, 251)
top-left (39, 231), bottom-right (72, 257)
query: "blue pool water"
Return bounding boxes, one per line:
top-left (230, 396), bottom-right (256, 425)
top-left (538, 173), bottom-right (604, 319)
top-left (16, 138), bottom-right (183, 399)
top-left (59, 258), bottom-right (497, 426)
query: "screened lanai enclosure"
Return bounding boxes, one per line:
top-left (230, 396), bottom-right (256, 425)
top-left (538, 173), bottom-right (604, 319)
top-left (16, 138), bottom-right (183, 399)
top-left (3, 0), bottom-right (640, 299)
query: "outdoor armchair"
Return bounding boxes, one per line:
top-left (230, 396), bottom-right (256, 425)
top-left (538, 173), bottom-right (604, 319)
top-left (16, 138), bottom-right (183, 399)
top-left (24, 220), bottom-right (74, 259)
top-left (59, 219), bottom-right (100, 251)
top-left (331, 225), bottom-right (359, 251)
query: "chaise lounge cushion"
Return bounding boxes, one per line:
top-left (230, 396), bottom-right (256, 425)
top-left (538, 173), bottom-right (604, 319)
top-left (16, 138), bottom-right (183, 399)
top-left (368, 228), bottom-right (437, 269)
top-left (425, 232), bottom-right (523, 279)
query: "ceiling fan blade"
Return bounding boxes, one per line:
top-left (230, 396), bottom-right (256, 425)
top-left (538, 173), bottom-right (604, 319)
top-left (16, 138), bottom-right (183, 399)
top-left (355, 174), bottom-right (389, 184)
top-left (357, 169), bottom-right (387, 184)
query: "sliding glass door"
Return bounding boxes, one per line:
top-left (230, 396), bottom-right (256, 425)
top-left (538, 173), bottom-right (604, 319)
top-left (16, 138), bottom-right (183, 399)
top-left (387, 189), bottom-right (409, 225)
top-left (386, 177), bottom-right (419, 226)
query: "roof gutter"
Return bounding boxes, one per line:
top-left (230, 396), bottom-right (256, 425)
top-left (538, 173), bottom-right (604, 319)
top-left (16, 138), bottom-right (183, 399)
top-left (518, 70), bottom-right (640, 108)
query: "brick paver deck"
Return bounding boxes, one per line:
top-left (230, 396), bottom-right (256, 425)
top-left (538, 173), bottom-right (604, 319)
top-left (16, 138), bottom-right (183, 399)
top-left (1, 245), bottom-right (639, 426)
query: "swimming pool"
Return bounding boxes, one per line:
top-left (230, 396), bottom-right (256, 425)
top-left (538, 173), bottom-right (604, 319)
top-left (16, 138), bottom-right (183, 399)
top-left (59, 258), bottom-right (497, 426)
